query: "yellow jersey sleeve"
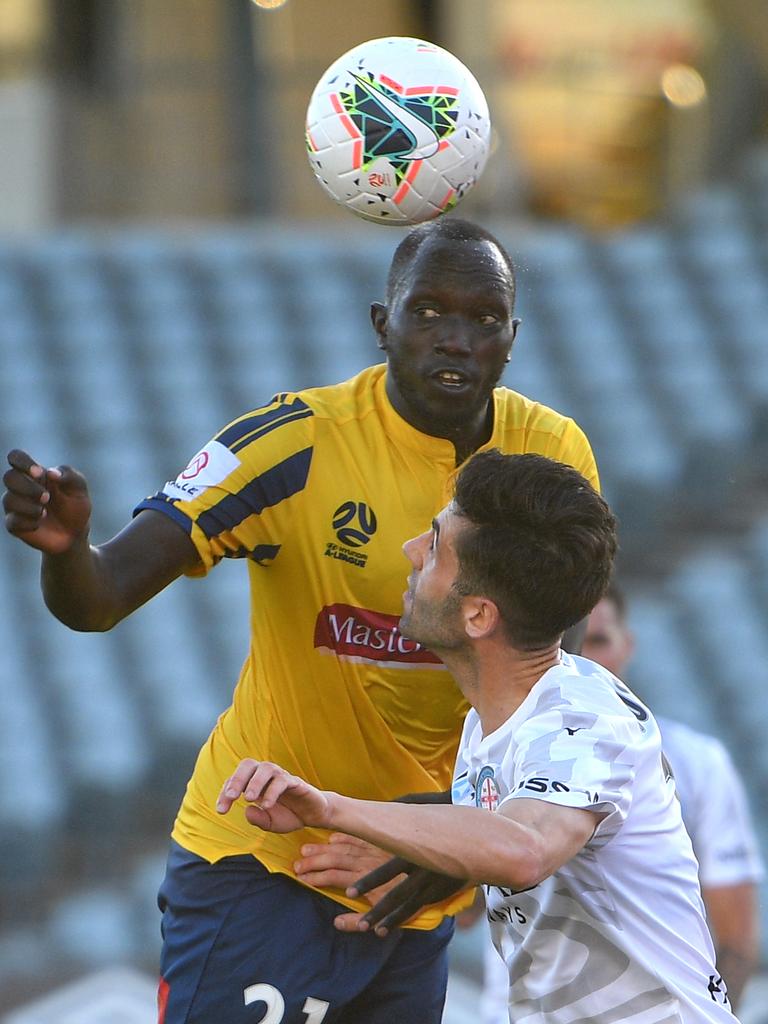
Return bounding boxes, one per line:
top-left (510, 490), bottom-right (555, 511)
top-left (552, 416), bottom-right (601, 493)
top-left (134, 395), bottom-right (315, 573)
top-left (489, 388), bottom-right (600, 493)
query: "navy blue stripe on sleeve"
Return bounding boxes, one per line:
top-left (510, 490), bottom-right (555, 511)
top-left (230, 408), bottom-right (313, 454)
top-left (226, 543), bottom-right (282, 564)
top-left (196, 446), bottom-right (313, 539)
top-left (216, 398), bottom-right (312, 452)
top-left (134, 495), bottom-right (194, 533)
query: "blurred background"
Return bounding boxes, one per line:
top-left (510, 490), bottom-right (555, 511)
top-left (0, 0), bottom-right (767, 1020)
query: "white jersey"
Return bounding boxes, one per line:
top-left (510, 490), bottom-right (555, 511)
top-left (453, 653), bottom-right (738, 1024)
top-left (657, 717), bottom-right (764, 889)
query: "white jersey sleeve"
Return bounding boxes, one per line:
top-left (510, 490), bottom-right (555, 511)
top-left (659, 718), bottom-right (765, 887)
top-left (497, 695), bottom-right (643, 845)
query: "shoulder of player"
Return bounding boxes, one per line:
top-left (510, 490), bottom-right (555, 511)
top-left (296, 364), bottom-right (383, 425)
top-left (520, 662), bottom-right (628, 733)
top-left (494, 386), bottom-right (587, 440)
top-left (215, 367), bottom-right (381, 460)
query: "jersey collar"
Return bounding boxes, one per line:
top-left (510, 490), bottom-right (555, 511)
top-left (376, 367), bottom-right (507, 465)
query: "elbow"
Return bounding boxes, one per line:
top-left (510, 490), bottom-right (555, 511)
top-left (505, 859), bottom-right (546, 894)
top-left (491, 836), bottom-right (547, 892)
top-left (44, 597), bottom-right (119, 633)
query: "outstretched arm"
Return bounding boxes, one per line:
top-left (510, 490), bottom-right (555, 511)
top-left (3, 449), bottom-right (200, 630)
top-left (218, 759), bottom-right (598, 891)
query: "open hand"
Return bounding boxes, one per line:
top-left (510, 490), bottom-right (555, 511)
top-left (295, 833), bottom-right (393, 894)
top-left (216, 759), bottom-right (334, 834)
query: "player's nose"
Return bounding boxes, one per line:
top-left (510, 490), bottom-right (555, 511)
top-left (433, 319), bottom-right (473, 356)
top-left (403, 532), bottom-right (426, 567)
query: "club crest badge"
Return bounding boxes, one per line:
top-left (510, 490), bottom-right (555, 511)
top-left (476, 765), bottom-right (500, 813)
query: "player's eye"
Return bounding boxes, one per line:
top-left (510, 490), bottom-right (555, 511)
top-left (478, 313), bottom-right (499, 325)
top-left (415, 306), bottom-right (440, 318)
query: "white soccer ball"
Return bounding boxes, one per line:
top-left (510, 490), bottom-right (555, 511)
top-left (305, 36), bottom-right (491, 225)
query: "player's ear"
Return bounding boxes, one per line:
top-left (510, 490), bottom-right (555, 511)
top-left (505, 317), bottom-right (522, 363)
top-left (463, 596), bottom-right (499, 640)
top-left (371, 302), bottom-right (388, 350)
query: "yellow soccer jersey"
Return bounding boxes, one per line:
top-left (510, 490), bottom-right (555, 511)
top-left (136, 363), bottom-right (599, 927)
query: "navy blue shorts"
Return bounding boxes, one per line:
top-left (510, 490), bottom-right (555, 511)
top-left (157, 840), bottom-right (454, 1024)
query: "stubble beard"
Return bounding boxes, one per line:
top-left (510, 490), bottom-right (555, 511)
top-left (400, 589), bottom-right (466, 654)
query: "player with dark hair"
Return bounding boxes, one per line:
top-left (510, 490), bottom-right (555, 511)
top-left (3, 219), bottom-right (598, 1024)
top-left (476, 579), bottom-right (763, 1023)
top-left (220, 451), bottom-right (738, 1024)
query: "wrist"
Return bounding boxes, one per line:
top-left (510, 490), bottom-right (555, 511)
top-left (324, 791), bottom-right (349, 832)
top-left (43, 525), bottom-right (92, 560)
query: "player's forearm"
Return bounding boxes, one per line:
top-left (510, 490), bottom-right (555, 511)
top-left (704, 882), bottom-right (760, 1011)
top-left (41, 533), bottom-right (122, 631)
top-left (326, 795), bottom-right (542, 888)
top-left (715, 945), bottom-right (757, 1011)
top-left (41, 513), bottom-right (196, 631)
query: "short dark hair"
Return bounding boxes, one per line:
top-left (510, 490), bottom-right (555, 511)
top-left (452, 451), bottom-right (617, 649)
top-left (386, 217), bottom-right (516, 303)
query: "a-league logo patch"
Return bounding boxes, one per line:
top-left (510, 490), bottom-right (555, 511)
top-left (332, 500), bottom-right (378, 547)
top-left (476, 765), bottom-right (500, 812)
top-left (324, 501), bottom-right (378, 569)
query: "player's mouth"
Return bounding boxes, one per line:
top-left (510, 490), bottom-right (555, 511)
top-left (429, 368), bottom-right (473, 392)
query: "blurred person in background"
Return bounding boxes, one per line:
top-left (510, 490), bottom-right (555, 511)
top-left (2, 218), bottom-right (599, 1024)
top-left (476, 580), bottom-right (763, 1023)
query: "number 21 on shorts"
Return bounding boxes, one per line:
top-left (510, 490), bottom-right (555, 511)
top-left (244, 983), bottom-right (329, 1023)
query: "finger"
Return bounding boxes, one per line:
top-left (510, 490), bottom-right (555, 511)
top-left (346, 856), bottom-right (413, 897)
top-left (245, 804), bottom-right (273, 830)
top-left (400, 869), bottom-right (469, 906)
top-left (295, 867), bottom-right (360, 889)
top-left (245, 765), bottom-right (298, 808)
top-left (325, 836), bottom-right (389, 869)
top-left (297, 842), bottom-right (381, 874)
top-left (351, 869), bottom-right (421, 911)
top-left (2, 488), bottom-right (50, 514)
top-left (2, 466), bottom-right (49, 502)
top-left (47, 465), bottom-right (86, 496)
top-left (6, 449), bottom-right (44, 478)
top-left (216, 759), bottom-right (259, 813)
top-left (359, 878), bottom-right (430, 934)
top-left (255, 773), bottom-right (295, 809)
top-left (327, 833), bottom-right (377, 849)
top-left (369, 894), bottom-right (425, 935)
top-left (295, 848), bottom-right (354, 873)
top-left (332, 911), bottom-right (371, 933)
top-left (3, 497), bottom-right (49, 535)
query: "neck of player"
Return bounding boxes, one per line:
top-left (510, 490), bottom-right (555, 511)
top-left (386, 378), bottom-right (495, 466)
top-left (440, 639), bottom-right (562, 737)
